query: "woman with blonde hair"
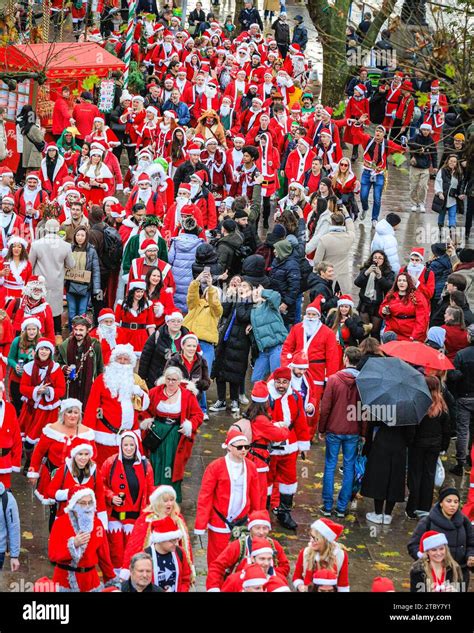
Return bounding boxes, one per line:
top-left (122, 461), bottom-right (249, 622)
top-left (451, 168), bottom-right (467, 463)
top-left (85, 116), bottom-right (119, 150)
top-left (120, 485), bottom-right (195, 584)
top-left (331, 157), bottom-right (360, 219)
top-left (292, 518), bottom-right (349, 592)
top-left (77, 147), bottom-right (115, 206)
top-left (410, 531), bottom-right (463, 592)
top-left (325, 294), bottom-right (365, 367)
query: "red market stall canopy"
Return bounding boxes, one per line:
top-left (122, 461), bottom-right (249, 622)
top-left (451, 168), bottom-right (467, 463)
top-left (0, 42), bottom-right (125, 79)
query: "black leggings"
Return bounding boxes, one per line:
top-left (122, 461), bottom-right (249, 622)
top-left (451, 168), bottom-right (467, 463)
top-left (262, 196), bottom-right (271, 225)
top-left (9, 380), bottom-right (23, 416)
top-left (53, 315), bottom-right (62, 335)
top-left (217, 380), bottom-right (240, 402)
top-left (374, 499), bottom-right (396, 516)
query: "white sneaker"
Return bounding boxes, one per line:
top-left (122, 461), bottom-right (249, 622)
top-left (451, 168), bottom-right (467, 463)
top-left (383, 514), bottom-right (393, 525)
top-left (418, 204), bottom-right (426, 213)
top-left (371, 220), bottom-right (377, 229)
top-left (410, 204), bottom-right (419, 212)
top-left (230, 400), bottom-right (240, 413)
top-left (239, 394), bottom-right (249, 405)
top-left (366, 512), bottom-right (384, 524)
top-left (203, 413), bottom-right (209, 421)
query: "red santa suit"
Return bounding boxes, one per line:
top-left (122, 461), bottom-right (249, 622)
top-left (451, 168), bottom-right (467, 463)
top-left (127, 256), bottom-right (175, 294)
top-left (163, 201), bottom-right (205, 242)
top-left (343, 89), bottom-right (370, 145)
top-left (194, 446), bottom-right (260, 565)
top-left (285, 143), bottom-right (316, 184)
top-left (114, 299), bottom-right (155, 351)
top-left (400, 252), bottom-right (435, 301)
top-left (229, 164), bottom-right (260, 199)
top-left (149, 287), bottom-right (177, 328)
top-left (315, 137), bottom-right (343, 173)
top-left (193, 92), bottom-right (222, 122)
top-left (383, 77), bottom-right (403, 130)
top-left (124, 185), bottom-right (165, 218)
top-left (0, 211), bottom-right (25, 257)
top-left (48, 490), bottom-right (115, 592)
top-left (18, 350), bottom-right (66, 445)
top-left (269, 114), bottom-right (291, 154)
top-left (7, 296), bottom-right (55, 342)
top-left (423, 84), bottom-right (448, 144)
top-left (28, 421), bottom-right (96, 505)
top-left (77, 159), bottom-right (114, 206)
top-left (120, 105), bottom-right (146, 149)
top-left (82, 361), bottom-right (150, 466)
top-left (101, 431), bottom-right (155, 570)
top-left (85, 124), bottom-right (120, 149)
top-left (233, 106), bottom-right (262, 137)
top-left (256, 132), bottom-right (280, 198)
top-left (14, 182), bottom-right (48, 235)
top-left (223, 79), bottom-right (248, 107)
top-left (224, 144), bottom-right (244, 190)
top-left (0, 400), bottom-right (22, 488)
top-left (379, 290), bottom-right (429, 342)
top-left (199, 146), bottom-right (226, 206)
top-left (39, 153), bottom-right (68, 199)
top-left (0, 254), bottom-right (32, 300)
top-left (89, 321), bottom-right (127, 365)
top-left (394, 90), bottom-right (415, 132)
top-left (293, 541), bottom-right (349, 592)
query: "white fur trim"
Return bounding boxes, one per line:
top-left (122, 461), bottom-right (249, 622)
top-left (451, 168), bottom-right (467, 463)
top-left (194, 529), bottom-right (206, 535)
top-left (298, 441), bottom-right (310, 452)
top-left (279, 482), bottom-right (297, 495)
top-left (64, 487), bottom-right (96, 513)
top-left (312, 519), bottom-right (337, 542)
top-left (181, 419), bottom-right (193, 437)
top-left (149, 485), bottom-right (177, 504)
top-left (94, 430), bottom-right (122, 447)
top-left (314, 577), bottom-right (337, 586)
top-left (55, 489), bottom-right (69, 502)
top-left (420, 532), bottom-right (448, 554)
top-left (98, 510), bottom-right (108, 529)
top-left (293, 578), bottom-right (304, 588)
top-left (70, 443), bottom-right (94, 460)
top-left (27, 471), bottom-right (40, 479)
top-left (35, 340), bottom-right (54, 354)
top-left (251, 546), bottom-right (273, 557)
top-left (60, 398), bottom-right (83, 413)
top-left (338, 586), bottom-right (350, 592)
top-left (151, 528), bottom-right (182, 543)
top-left (243, 577), bottom-right (267, 588)
top-left (248, 519), bottom-right (271, 530)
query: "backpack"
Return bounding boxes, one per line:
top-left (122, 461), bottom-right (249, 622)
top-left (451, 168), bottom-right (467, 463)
top-left (101, 225), bottom-right (123, 272)
top-left (232, 243), bottom-right (253, 274)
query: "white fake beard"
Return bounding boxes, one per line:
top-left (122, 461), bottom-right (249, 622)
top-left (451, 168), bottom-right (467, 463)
top-left (163, 42), bottom-right (172, 54)
top-left (0, 212), bottom-right (13, 227)
top-left (138, 188), bottom-right (152, 203)
top-left (303, 316), bottom-right (320, 337)
top-left (235, 80), bottom-right (245, 92)
top-left (195, 85), bottom-right (205, 95)
top-left (407, 263), bottom-right (423, 279)
top-left (292, 58), bottom-right (305, 75)
top-left (220, 104), bottom-right (231, 116)
top-left (104, 360), bottom-right (135, 400)
top-left (160, 122), bottom-right (170, 133)
top-left (74, 505), bottom-right (95, 534)
top-left (205, 88), bottom-right (217, 100)
top-left (98, 323), bottom-right (117, 347)
top-left (190, 184), bottom-right (200, 198)
top-left (176, 195), bottom-right (188, 210)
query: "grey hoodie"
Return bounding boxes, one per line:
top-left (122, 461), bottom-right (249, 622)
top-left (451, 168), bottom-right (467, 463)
top-left (0, 482), bottom-right (21, 559)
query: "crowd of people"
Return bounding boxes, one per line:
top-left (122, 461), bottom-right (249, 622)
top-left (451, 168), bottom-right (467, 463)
top-left (0, 0), bottom-right (473, 595)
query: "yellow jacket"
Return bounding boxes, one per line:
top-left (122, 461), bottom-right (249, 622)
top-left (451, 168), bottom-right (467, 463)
top-left (183, 280), bottom-right (223, 344)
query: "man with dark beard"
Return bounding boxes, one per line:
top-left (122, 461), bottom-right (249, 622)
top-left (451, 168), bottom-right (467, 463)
top-left (83, 344), bottom-right (149, 466)
top-left (49, 486), bottom-right (116, 592)
top-left (55, 315), bottom-right (104, 406)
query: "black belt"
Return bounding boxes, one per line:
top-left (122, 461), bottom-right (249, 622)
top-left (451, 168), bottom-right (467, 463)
top-left (396, 315), bottom-right (415, 320)
top-left (44, 457), bottom-right (58, 473)
top-left (249, 448), bottom-right (270, 465)
top-left (97, 409), bottom-right (120, 434)
top-left (310, 359), bottom-right (325, 364)
top-left (120, 322), bottom-right (147, 330)
top-left (155, 416), bottom-right (180, 426)
top-left (0, 447), bottom-right (11, 457)
top-left (112, 509), bottom-right (140, 521)
top-left (214, 507), bottom-right (248, 531)
top-left (54, 562), bottom-right (94, 573)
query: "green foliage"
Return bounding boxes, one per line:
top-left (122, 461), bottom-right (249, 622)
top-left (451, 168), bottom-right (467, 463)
top-left (82, 74), bottom-right (100, 91)
top-left (128, 61), bottom-right (145, 94)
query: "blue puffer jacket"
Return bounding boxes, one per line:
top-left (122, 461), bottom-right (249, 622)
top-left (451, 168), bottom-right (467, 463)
top-left (428, 254), bottom-right (452, 300)
top-left (168, 234), bottom-right (205, 312)
top-left (250, 289), bottom-right (288, 352)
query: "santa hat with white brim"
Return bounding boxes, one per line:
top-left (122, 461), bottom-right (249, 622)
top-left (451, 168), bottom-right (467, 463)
top-left (60, 398), bottom-right (83, 413)
top-left (64, 486), bottom-right (96, 514)
top-left (109, 343), bottom-right (136, 365)
top-left (21, 317), bottom-right (42, 332)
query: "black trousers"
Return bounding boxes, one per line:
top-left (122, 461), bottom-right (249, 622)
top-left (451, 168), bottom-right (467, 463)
top-left (10, 380), bottom-right (22, 416)
top-left (277, 44), bottom-right (289, 59)
top-left (465, 195), bottom-right (473, 239)
top-left (217, 380), bottom-right (240, 402)
top-left (406, 445), bottom-right (438, 513)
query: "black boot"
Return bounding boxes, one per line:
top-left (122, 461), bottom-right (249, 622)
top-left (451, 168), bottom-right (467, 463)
top-left (449, 461), bottom-right (464, 476)
top-left (266, 495), bottom-right (271, 511)
top-left (22, 446), bottom-right (33, 476)
top-left (351, 145), bottom-right (359, 161)
top-left (276, 493), bottom-right (298, 530)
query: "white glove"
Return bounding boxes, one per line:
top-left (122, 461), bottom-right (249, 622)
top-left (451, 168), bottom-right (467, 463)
top-left (180, 419), bottom-right (193, 437)
top-left (132, 384), bottom-right (144, 396)
top-left (275, 420), bottom-right (290, 428)
top-left (140, 418), bottom-right (153, 431)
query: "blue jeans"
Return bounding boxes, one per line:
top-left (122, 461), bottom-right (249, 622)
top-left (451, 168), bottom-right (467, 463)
top-left (360, 170), bottom-right (385, 221)
top-left (199, 340), bottom-right (215, 413)
top-left (438, 203), bottom-right (457, 228)
top-left (67, 292), bottom-right (90, 330)
top-left (294, 293), bottom-right (303, 324)
top-left (322, 433), bottom-right (359, 512)
top-left (251, 344), bottom-right (282, 382)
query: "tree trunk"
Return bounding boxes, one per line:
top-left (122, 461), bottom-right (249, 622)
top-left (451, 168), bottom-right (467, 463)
top-left (234, 0), bottom-right (244, 31)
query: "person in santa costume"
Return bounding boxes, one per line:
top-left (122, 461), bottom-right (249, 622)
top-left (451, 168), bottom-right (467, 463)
top-left (167, 127), bottom-right (188, 177)
top-left (193, 81), bottom-right (223, 122)
top-left (163, 184), bottom-right (205, 242)
top-left (293, 518), bottom-right (349, 591)
top-left (120, 95), bottom-right (146, 166)
top-left (6, 275), bottom-right (55, 342)
top-left (274, 70), bottom-right (295, 106)
top-left (199, 138), bottom-right (227, 207)
top-left (285, 137), bottom-right (316, 184)
top-left (14, 171), bottom-right (48, 237)
top-left (287, 351), bottom-right (321, 441)
top-left (76, 147), bottom-right (115, 207)
top-left (281, 297), bottom-right (339, 437)
top-left (189, 170), bottom-right (218, 229)
top-left (115, 281), bottom-right (156, 352)
top-left (391, 80), bottom-right (415, 142)
top-left (331, 158), bottom-right (360, 220)
top-left (39, 144), bottom-right (68, 199)
top-left (101, 430), bottom-right (154, 573)
top-left (229, 146), bottom-right (262, 199)
top-left (221, 536), bottom-right (281, 592)
top-left (410, 530), bottom-right (463, 593)
top-left (83, 344), bottom-right (149, 466)
top-left (315, 129), bottom-right (343, 174)
top-left (343, 84), bottom-right (370, 161)
top-left (143, 516), bottom-right (192, 592)
top-left (48, 485), bottom-right (116, 592)
top-left (233, 96), bottom-right (264, 138)
top-left (19, 338), bottom-right (66, 448)
top-left (206, 509), bottom-right (290, 591)
top-left (382, 71), bottom-right (403, 131)
top-left (266, 366), bottom-right (310, 530)
top-left (242, 381), bottom-right (290, 509)
top-left (194, 427), bottom-right (260, 565)
top-left (0, 196), bottom-right (25, 257)
top-left (124, 172), bottom-right (165, 218)
top-left (422, 80), bottom-right (448, 145)
top-left (28, 398), bottom-right (95, 510)
top-left (0, 166), bottom-right (14, 199)
top-left (88, 308), bottom-right (127, 365)
top-left (399, 247), bottom-right (435, 301)
top-left (0, 379), bottom-right (21, 489)
top-left (0, 236), bottom-right (32, 302)
top-left (155, 110), bottom-right (178, 157)
top-left (223, 69), bottom-right (248, 107)
top-left (312, 568), bottom-right (338, 592)
top-left (256, 131), bottom-right (280, 229)
top-left (84, 117), bottom-right (119, 150)
top-left (224, 136), bottom-right (245, 189)
top-left (122, 214), bottom-right (168, 282)
top-left (145, 266), bottom-right (176, 328)
top-left (121, 485), bottom-right (194, 583)
top-left (127, 239), bottom-right (175, 295)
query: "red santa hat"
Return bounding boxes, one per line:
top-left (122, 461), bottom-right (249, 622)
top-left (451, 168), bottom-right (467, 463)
top-left (165, 310), bottom-right (184, 323)
top-left (306, 295), bottom-right (323, 316)
top-left (146, 105), bottom-right (159, 116)
top-left (419, 123), bottom-right (433, 132)
top-left (150, 516), bottom-right (182, 543)
top-left (371, 576), bottom-right (396, 592)
top-left (265, 575), bottom-right (291, 592)
top-left (401, 80), bottom-right (413, 92)
top-left (311, 518), bottom-right (344, 542)
top-left (354, 83), bottom-right (367, 95)
top-left (129, 279), bottom-right (147, 291)
top-left (319, 128), bottom-right (332, 138)
top-left (132, 95), bottom-right (145, 102)
top-left (288, 351), bottom-right (309, 369)
top-left (191, 170), bottom-right (208, 186)
top-left (178, 182), bottom-right (192, 193)
top-left (25, 171), bottom-right (41, 182)
top-left (418, 531), bottom-right (448, 558)
top-left (272, 367), bottom-right (292, 381)
top-left (65, 189), bottom-right (81, 199)
top-left (97, 308), bottom-right (115, 323)
top-left (60, 398), bottom-right (83, 413)
top-left (1, 195), bottom-right (14, 205)
top-left (241, 563), bottom-right (268, 589)
top-left (187, 143), bottom-right (201, 155)
top-left (233, 135), bottom-right (245, 143)
top-left (110, 343), bottom-right (137, 365)
top-left (7, 235), bottom-right (28, 249)
top-left (35, 338), bottom-right (54, 355)
top-left (110, 203), bottom-right (126, 219)
top-left (322, 107), bottom-right (333, 117)
top-left (177, 66), bottom-right (187, 74)
top-left (248, 510), bottom-right (272, 531)
top-left (410, 247), bottom-right (425, 260)
top-left (312, 568), bottom-right (338, 586)
top-left (139, 238), bottom-right (159, 254)
top-left (289, 42), bottom-right (301, 54)
top-left (250, 537), bottom-right (273, 558)
top-left (251, 380), bottom-right (269, 403)
top-left (138, 172), bottom-right (151, 184)
top-left (297, 137), bottom-right (311, 149)
top-left (163, 110), bottom-right (178, 121)
top-left (337, 294), bottom-right (354, 308)
top-left (64, 485), bottom-right (96, 514)
top-left (431, 80), bottom-right (440, 89)
top-left (0, 166), bottom-right (13, 177)
top-left (67, 437), bottom-right (94, 462)
top-left (222, 427), bottom-right (248, 449)
top-left (118, 430), bottom-right (142, 461)
top-left (89, 148), bottom-right (104, 157)
top-left (149, 485), bottom-right (177, 506)
top-left (21, 317), bottom-right (42, 332)
top-left (45, 143), bottom-right (59, 152)
top-left (290, 103), bottom-right (301, 113)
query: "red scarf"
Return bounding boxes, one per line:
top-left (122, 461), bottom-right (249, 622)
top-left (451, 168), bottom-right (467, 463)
top-left (31, 355), bottom-right (54, 386)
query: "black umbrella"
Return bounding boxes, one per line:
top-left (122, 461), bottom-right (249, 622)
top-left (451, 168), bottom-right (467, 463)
top-left (355, 357), bottom-right (432, 426)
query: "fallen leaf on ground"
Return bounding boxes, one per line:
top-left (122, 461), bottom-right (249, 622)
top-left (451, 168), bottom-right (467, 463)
top-left (373, 562), bottom-right (399, 572)
top-left (345, 514), bottom-right (356, 522)
top-left (22, 531), bottom-right (33, 540)
top-left (201, 433), bottom-right (213, 439)
top-left (314, 472), bottom-right (323, 479)
top-left (380, 551), bottom-right (401, 558)
top-left (356, 544), bottom-right (366, 549)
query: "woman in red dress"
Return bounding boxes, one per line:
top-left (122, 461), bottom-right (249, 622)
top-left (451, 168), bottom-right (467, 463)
top-left (39, 144), bottom-right (68, 199)
top-left (136, 106), bottom-right (159, 153)
top-left (256, 132), bottom-right (280, 230)
top-left (379, 272), bottom-right (430, 342)
top-left (0, 236), bottom-right (32, 302)
top-left (19, 338), bottom-right (66, 448)
top-left (115, 280), bottom-right (155, 355)
top-left (155, 111), bottom-right (177, 157)
top-left (101, 430), bottom-right (155, 572)
top-left (85, 117), bottom-right (120, 150)
top-left (76, 148), bottom-right (114, 207)
top-left (145, 267), bottom-right (176, 329)
top-left (331, 157), bottom-right (360, 219)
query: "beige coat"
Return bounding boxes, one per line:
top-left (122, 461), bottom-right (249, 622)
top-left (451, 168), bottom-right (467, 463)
top-left (22, 124), bottom-right (44, 169)
top-left (264, 0), bottom-right (280, 12)
top-left (313, 219), bottom-right (356, 293)
top-left (29, 234), bottom-right (75, 316)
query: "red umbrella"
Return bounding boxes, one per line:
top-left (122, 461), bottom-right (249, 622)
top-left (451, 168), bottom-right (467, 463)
top-left (380, 340), bottom-right (454, 370)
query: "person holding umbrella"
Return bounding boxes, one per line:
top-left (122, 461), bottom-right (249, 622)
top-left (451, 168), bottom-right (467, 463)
top-left (379, 271), bottom-right (430, 342)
